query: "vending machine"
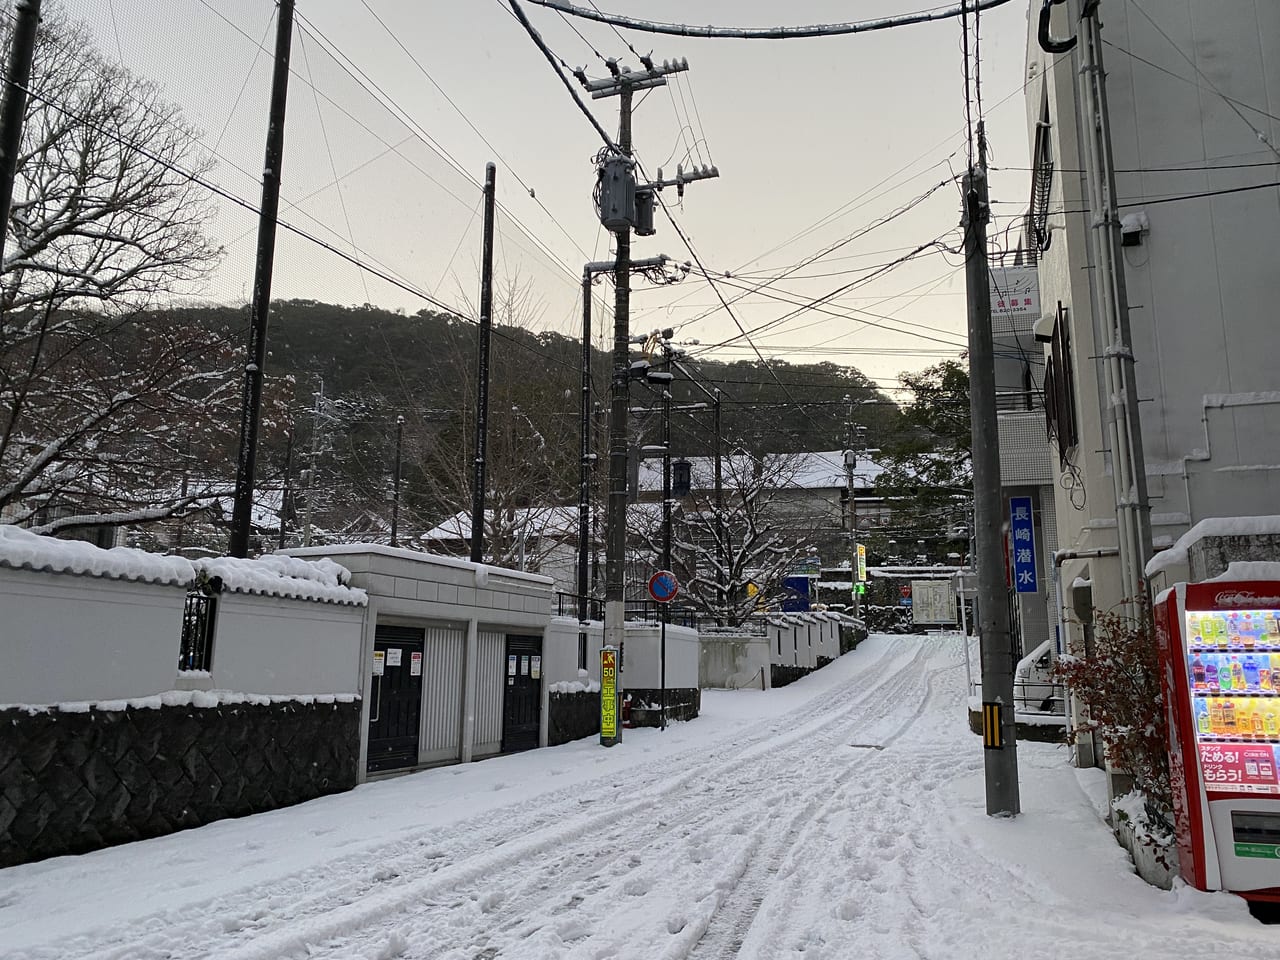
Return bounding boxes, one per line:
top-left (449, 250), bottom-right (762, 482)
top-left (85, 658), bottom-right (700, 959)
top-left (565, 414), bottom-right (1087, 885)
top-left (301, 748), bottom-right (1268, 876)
top-left (1154, 579), bottom-right (1280, 901)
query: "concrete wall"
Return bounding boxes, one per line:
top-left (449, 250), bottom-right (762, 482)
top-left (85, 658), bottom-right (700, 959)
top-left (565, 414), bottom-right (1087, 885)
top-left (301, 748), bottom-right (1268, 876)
top-left (620, 622), bottom-right (699, 690)
top-left (211, 593), bottom-right (364, 696)
top-left (699, 634), bottom-right (772, 690)
top-left (544, 616), bottom-right (604, 686)
top-left (0, 567), bottom-right (187, 705)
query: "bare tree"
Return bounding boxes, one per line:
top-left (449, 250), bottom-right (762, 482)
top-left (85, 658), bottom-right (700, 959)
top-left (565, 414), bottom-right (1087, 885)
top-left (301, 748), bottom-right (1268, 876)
top-left (405, 275), bottom-right (583, 571)
top-left (632, 451), bottom-right (828, 626)
top-left (0, 11), bottom-right (246, 535)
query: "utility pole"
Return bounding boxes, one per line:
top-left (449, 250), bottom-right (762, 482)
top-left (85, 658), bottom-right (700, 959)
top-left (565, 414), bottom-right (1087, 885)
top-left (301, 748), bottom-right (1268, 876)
top-left (965, 123), bottom-right (1020, 817)
top-left (470, 163), bottom-right (497, 564)
top-left (302, 379), bottom-right (325, 548)
top-left (660, 342), bottom-right (673, 731)
top-left (0, 0), bottom-right (40, 275)
top-left (579, 256), bottom-right (670, 670)
top-left (276, 427), bottom-right (293, 551)
top-left (231, 0), bottom-right (295, 558)
top-left (585, 55), bottom-right (704, 667)
top-left (844, 398), bottom-right (861, 621)
top-left (391, 414), bottom-right (405, 548)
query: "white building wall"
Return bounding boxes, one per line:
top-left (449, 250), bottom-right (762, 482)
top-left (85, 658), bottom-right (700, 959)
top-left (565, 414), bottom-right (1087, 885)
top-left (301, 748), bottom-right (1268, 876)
top-left (0, 568), bottom-right (186, 704)
top-left (1026, 0), bottom-right (1280, 617)
top-left (620, 623), bottom-right (700, 690)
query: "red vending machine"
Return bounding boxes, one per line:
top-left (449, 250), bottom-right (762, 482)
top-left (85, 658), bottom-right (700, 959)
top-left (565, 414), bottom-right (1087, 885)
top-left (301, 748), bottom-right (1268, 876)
top-left (1155, 579), bottom-right (1280, 901)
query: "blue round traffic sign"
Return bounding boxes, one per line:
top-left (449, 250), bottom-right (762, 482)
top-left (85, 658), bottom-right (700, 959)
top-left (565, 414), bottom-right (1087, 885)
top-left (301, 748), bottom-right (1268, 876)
top-left (648, 569), bottom-right (680, 603)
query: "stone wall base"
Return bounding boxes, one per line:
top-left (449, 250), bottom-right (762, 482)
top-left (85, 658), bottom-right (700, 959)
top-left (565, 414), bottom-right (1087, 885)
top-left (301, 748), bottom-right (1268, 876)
top-left (0, 698), bottom-right (360, 868)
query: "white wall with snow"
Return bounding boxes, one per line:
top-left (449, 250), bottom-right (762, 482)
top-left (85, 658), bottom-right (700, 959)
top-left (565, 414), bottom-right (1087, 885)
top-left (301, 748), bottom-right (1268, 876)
top-left (0, 566), bottom-right (187, 705)
top-left (699, 633), bottom-right (772, 690)
top-left (210, 592), bottom-right (365, 696)
top-left (620, 622), bottom-right (700, 690)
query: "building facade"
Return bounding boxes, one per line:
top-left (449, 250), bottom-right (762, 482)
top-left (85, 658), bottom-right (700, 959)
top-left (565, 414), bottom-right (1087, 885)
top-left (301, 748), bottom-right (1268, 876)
top-left (1025, 0), bottom-right (1280, 641)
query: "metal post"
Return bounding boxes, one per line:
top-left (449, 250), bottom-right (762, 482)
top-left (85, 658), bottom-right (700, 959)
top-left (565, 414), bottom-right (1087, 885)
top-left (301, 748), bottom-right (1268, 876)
top-left (965, 124), bottom-right (1020, 816)
top-left (391, 414), bottom-right (404, 547)
top-left (276, 427), bottom-right (293, 551)
top-left (605, 87), bottom-right (633, 681)
top-left (660, 346), bottom-right (672, 730)
top-left (470, 162), bottom-right (497, 563)
top-left (302, 380), bottom-right (324, 548)
top-left (230, 0), bottom-right (295, 558)
top-left (713, 388), bottom-right (726, 623)
top-left (578, 270), bottom-right (593, 669)
top-left (0, 0), bottom-right (40, 276)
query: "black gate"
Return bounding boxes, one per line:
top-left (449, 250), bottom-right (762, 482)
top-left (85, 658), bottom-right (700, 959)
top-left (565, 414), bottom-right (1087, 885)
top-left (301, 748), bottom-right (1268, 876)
top-left (502, 635), bottom-right (543, 754)
top-left (367, 625), bottom-right (424, 773)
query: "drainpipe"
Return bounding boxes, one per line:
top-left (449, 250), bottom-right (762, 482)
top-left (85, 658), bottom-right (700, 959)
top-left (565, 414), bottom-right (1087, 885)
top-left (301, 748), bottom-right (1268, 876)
top-left (1053, 545), bottom-right (1118, 769)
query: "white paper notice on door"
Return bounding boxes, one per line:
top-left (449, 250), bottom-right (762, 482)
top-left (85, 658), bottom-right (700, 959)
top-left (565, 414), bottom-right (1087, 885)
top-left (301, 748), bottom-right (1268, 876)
top-left (531, 656), bottom-right (542, 680)
top-left (372, 650), bottom-right (385, 676)
top-left (386, 648), bottom-right (402, 667)
top-left (410, 651), bottom-right (423, 676)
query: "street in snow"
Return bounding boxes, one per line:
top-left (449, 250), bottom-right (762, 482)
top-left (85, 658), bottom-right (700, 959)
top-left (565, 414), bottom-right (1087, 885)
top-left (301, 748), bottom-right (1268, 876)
top-left (0, 633), bottom-right (1272, 960)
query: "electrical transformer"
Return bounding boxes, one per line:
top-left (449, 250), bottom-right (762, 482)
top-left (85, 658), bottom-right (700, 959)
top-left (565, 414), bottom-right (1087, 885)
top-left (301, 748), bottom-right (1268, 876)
top-left (597, 155), bottom-right (636, 232)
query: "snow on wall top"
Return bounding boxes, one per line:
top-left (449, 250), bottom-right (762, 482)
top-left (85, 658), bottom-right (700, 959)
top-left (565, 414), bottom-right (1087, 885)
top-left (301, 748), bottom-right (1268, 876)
top-left (0, 524), bottom-right (195, 586)
top-left (0, 525), bottom-right (366, 604)
top-left (1146, 514), bottom-right (1280, 578)
top-left (196, 555), bottom-right (367, 606)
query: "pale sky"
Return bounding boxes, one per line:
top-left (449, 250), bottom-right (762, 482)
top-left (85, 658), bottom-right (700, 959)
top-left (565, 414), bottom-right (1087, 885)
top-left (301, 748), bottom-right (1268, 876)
top-left (66, 0), bottom-right (1033, 393)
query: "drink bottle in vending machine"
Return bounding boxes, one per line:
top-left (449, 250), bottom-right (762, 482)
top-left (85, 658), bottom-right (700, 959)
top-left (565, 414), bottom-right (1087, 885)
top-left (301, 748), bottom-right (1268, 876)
top-left (1155, 579), bottom-right (1280, 902)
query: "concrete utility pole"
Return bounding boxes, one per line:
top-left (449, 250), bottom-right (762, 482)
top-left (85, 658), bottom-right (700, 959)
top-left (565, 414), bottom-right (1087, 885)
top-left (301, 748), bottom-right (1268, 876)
top-left (231, 0), bottom-right (295, 558)
top-left (964, 123), bottom-right (1020, 817)
top-left (588, 56), bottom-right (694, 667)
top-left (844, 400), bottom-right (862, 621)
top-left (470, 163), bottom-right (497, 564)
top-left (0, 0), bottom-right (40, 274)
top-left (579, 256), bottom-right (671, 670)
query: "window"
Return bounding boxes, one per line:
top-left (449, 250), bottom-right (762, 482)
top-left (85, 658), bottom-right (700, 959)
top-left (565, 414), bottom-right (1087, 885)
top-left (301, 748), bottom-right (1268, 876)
top-left (179, 579), bottom-right (221, 672)
top-left (1044, 303), bottom-right (1079, 467)
top-left (1026, 102), bottom-right (1054, 253)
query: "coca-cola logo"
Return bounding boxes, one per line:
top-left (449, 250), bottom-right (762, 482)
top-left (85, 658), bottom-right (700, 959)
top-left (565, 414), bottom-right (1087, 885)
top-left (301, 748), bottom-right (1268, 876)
top-left (1213, 590), bottom-right (1280, 607)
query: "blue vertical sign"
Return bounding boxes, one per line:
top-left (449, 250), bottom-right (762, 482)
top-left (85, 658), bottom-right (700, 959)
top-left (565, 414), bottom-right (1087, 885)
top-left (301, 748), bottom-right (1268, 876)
top-left (1009, 496), bottom-right (1038, 593)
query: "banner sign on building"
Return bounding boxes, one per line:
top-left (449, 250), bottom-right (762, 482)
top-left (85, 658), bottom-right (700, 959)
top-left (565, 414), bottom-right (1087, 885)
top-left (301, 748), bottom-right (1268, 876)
top-left (911, 579), bottom-right (958, 624)
top-left (1009, 496), bottom-right (1038, 593)
top-left (989, 266), bottom-right (1040, 322)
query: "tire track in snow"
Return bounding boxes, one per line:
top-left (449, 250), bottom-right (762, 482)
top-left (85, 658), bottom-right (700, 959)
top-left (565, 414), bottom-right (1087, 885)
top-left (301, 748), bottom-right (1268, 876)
top-left (21, 638), bottom-right (937, 960)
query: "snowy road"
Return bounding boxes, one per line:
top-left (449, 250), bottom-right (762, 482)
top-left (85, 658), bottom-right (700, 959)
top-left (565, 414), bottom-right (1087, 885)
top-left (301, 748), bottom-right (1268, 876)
top-left (2, 633), bottom-right (1275, 959)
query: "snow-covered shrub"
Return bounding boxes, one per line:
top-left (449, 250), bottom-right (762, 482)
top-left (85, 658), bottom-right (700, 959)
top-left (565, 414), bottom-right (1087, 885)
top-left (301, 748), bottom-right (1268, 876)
top-left (1053, 596), bottom-right (1174, 857)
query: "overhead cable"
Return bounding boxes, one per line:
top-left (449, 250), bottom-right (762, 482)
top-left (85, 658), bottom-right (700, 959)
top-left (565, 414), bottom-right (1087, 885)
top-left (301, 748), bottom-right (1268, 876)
top-left (524, 0), bottom-right (1017, 40)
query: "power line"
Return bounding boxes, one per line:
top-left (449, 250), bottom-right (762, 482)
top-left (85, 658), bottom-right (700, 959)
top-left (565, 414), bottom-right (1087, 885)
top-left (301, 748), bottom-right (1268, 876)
top-left (354, 0), bottom-right (596, 265)
top-left (524, 0), bottom-right (1018, 40)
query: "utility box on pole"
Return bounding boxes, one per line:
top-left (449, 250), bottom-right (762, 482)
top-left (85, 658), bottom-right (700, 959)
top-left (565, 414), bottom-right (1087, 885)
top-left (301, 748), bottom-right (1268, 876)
top-left (597, 156), bottom-right (635, 231)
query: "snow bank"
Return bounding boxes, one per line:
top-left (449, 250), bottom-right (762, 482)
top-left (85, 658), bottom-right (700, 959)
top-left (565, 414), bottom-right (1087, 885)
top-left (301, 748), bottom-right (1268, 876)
top-left (1204, 561), bottom-right (1280, 583)
top-left (1146, 514), bottom-right (1280, 578)
top-left (2, 689), bottom-right (360, 714)
top-left (0, 523), bottom-right (194, 585)
top-left (197, 554), bottom-right (367, 606)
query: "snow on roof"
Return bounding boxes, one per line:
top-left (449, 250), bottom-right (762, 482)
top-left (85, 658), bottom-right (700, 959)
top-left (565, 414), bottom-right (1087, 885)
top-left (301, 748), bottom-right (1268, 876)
top-left (285, 543), bottom-right (556, 588)
top-left (423, 505), bottom-right (580, 542)
top-left (196, 555), bottom-right (367, 606)
top-left (637, 450), bottom-right (886, 493)
top-left (1145, 514), bottom-right (1280, 578)
top-left (0, 524), bottom-right (195, 586)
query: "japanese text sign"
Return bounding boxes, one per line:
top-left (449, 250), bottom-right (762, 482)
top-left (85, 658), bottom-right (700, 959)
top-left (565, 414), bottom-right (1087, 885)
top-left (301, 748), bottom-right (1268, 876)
top-left (1009, 496), bottom-right (1038, 594)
